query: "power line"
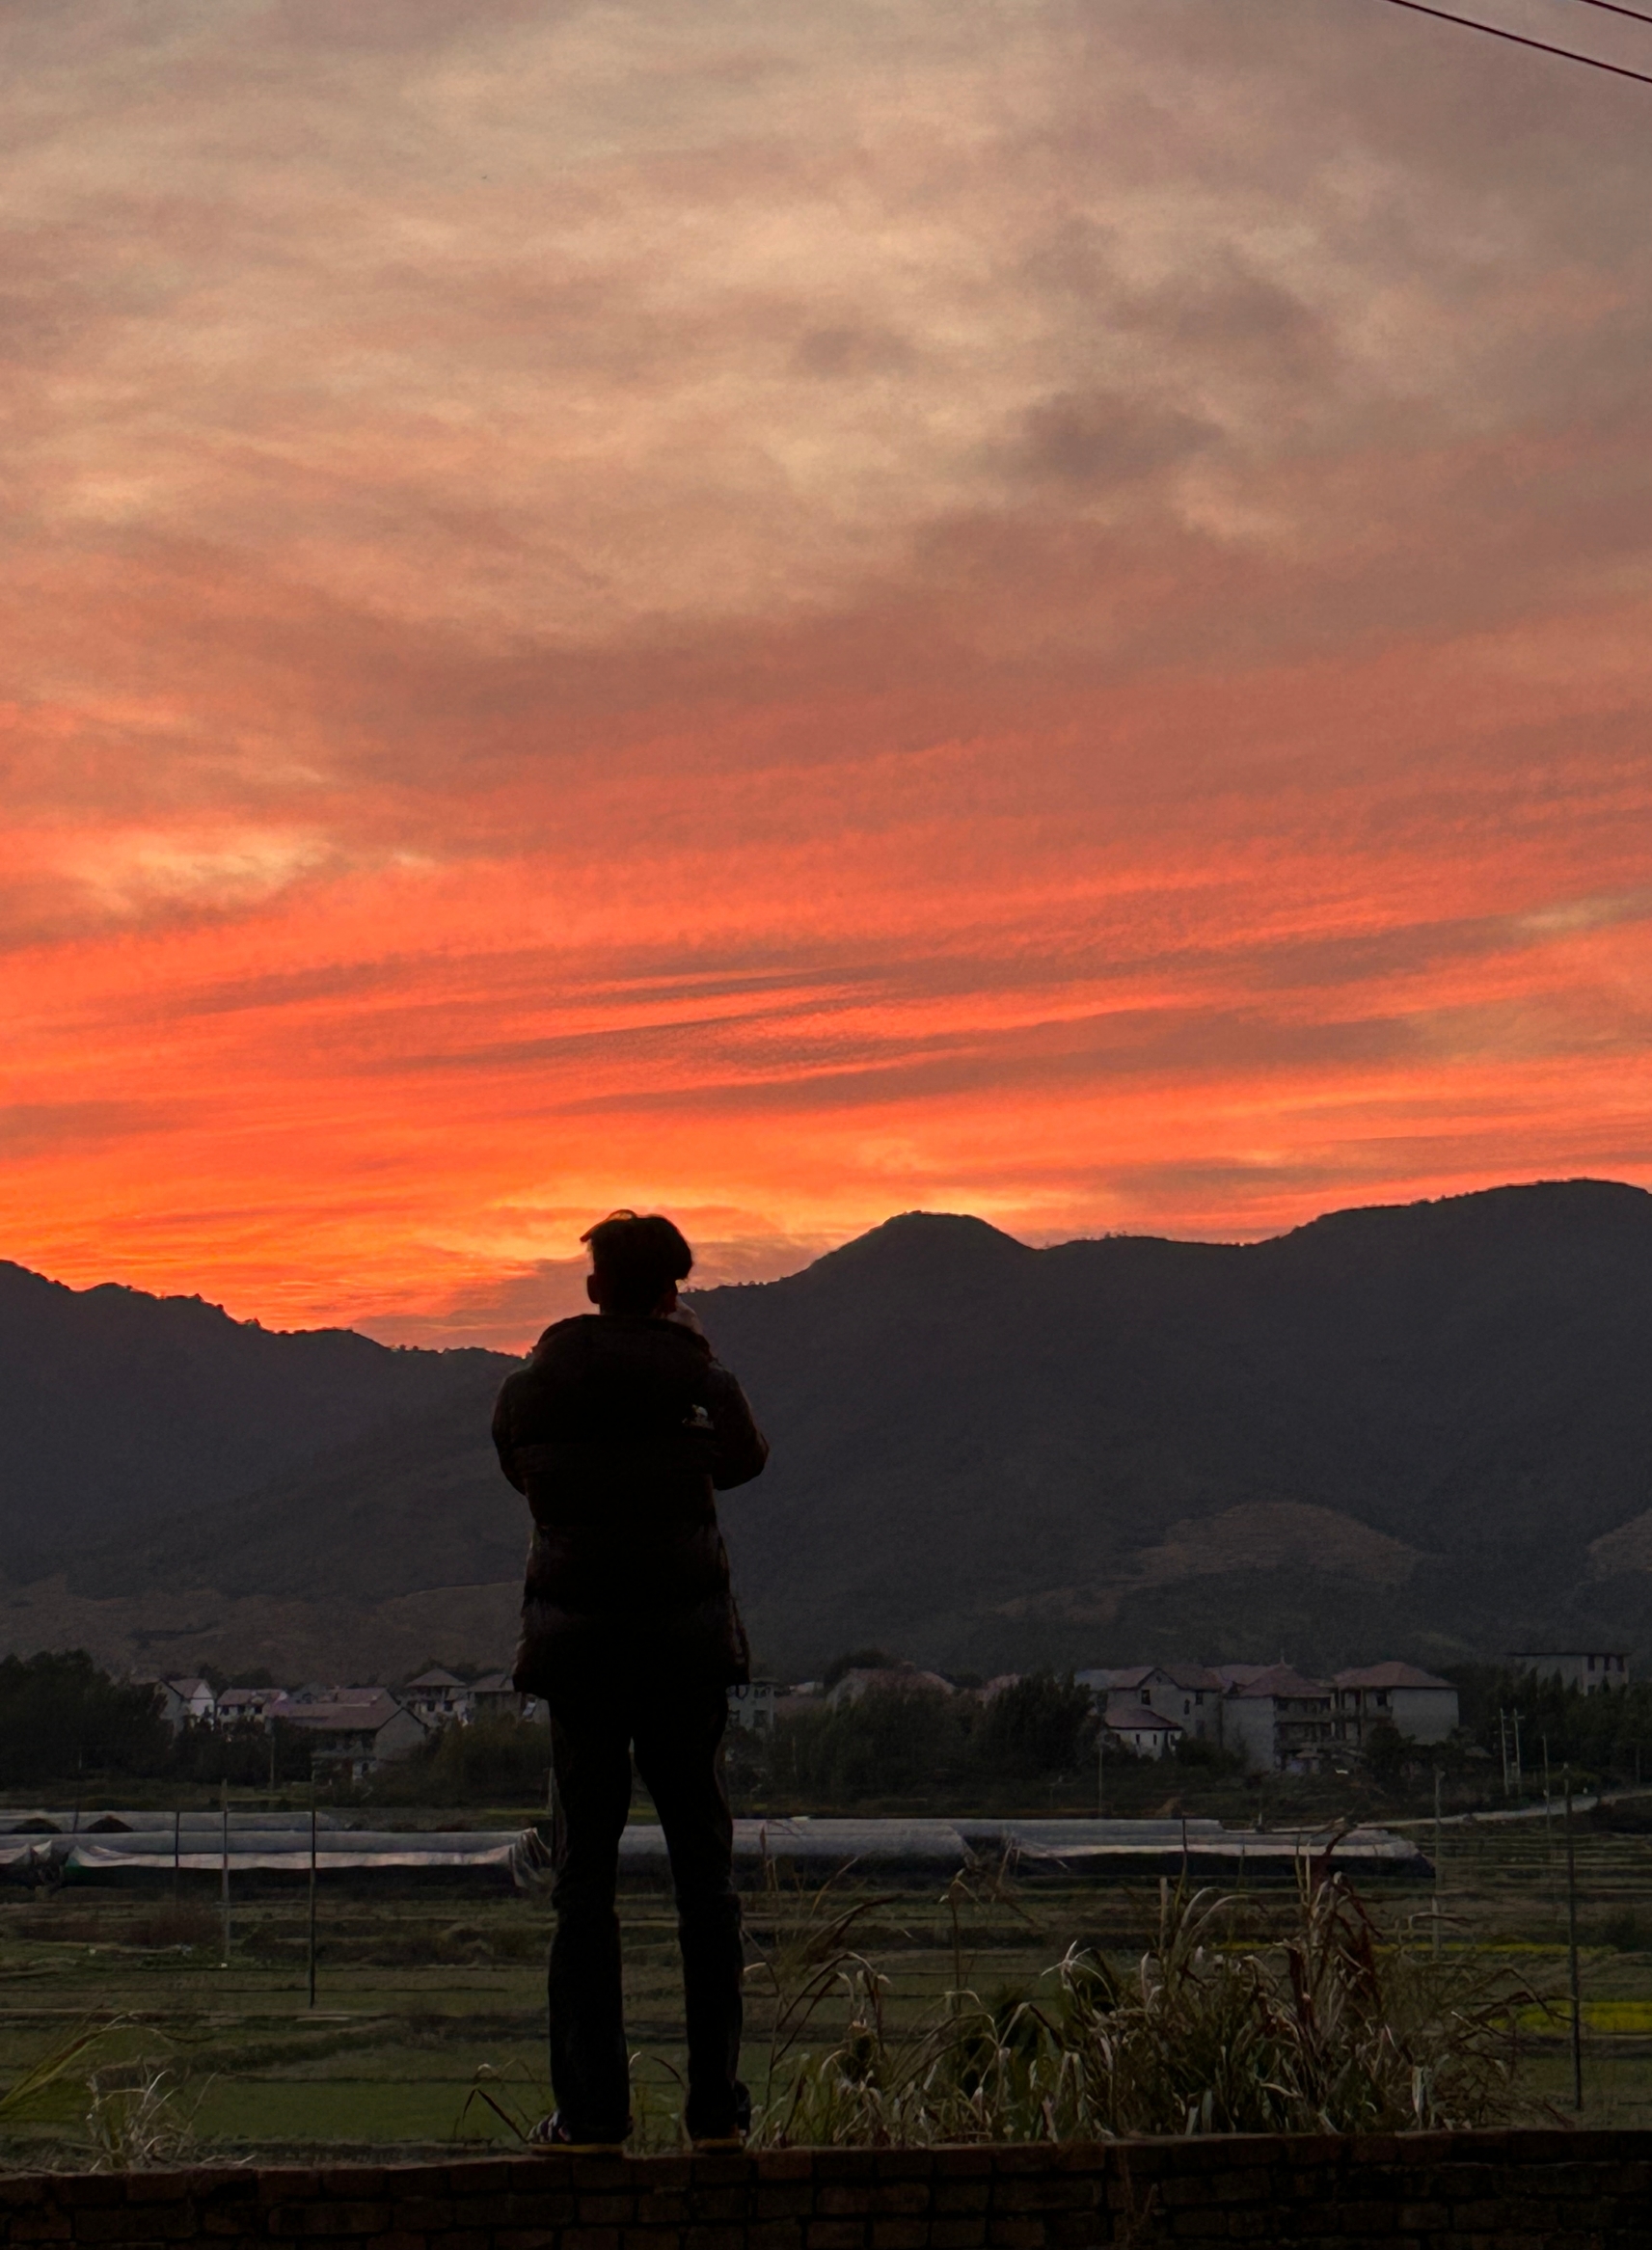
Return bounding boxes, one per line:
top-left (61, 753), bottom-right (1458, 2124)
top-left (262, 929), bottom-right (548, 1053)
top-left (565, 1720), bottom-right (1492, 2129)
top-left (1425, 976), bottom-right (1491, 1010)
top-left (1566, 0), bottom-right (1652, 31)
top-left (1368, 0), bottom-right (1652, 83)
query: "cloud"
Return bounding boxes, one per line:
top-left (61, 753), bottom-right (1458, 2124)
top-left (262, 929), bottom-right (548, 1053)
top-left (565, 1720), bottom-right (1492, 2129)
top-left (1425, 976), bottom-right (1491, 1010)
top-left (1012, 392), bottom-right (1221, 493)
top-left (2, 0), bottom-right (1650, 1335)
top-left (0, 1102), bottom-right (181, 1160)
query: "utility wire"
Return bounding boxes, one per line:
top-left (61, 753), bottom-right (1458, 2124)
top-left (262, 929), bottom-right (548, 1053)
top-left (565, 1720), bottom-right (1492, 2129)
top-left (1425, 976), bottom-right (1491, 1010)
top-left (1369, 0), bottom-right (1652, 83)
top-left (1567, 0), bottom-right (1652, 30)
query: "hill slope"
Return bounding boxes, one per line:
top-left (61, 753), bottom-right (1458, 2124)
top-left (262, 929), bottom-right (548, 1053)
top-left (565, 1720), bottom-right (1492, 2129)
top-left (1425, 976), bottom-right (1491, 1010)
top-left (0, 1261), bottom-right (507, 1571)
top-left (5, 1179), bottom-right (1652, 1679)
top-left (701, 1179), bottom-right (1652, 1672)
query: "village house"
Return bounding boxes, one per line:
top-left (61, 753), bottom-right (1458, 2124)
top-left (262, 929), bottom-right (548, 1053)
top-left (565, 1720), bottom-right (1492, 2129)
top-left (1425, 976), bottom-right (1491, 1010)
top-left (268, 1688), bottom-right (426, 1780)
top-left (1217, 1665), bottom-right (1337, 1774)
top-left (1077, 1653), bottom-right (1467, 1771)
top-left (1333, 1662), bottom-right (1458, 1746)
top-left (1100, 1698), bottom-right (1184, 1759)
top-left (467, 1670), bottom-right (523, 1721)
top-left (213, 1685), bottom-right (285, 1728)
top-left (140, 1677), bottom-right (216, 1732)
top-left (401, 1668), bottom-right (472, 1726)
top-left (726, 1680), bottom-right (780, 1731)
top-left (1076, 1664), bottom-right (1225, 1743)
top-left (1507, 1650), bottom-right (1631, 1695)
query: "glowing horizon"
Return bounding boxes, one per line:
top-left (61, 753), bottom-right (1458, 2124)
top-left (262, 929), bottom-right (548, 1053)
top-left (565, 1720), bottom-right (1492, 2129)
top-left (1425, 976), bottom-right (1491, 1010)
top-left (7, 1174), bottom-right (1643, 1360)
top-left (5, 0), bottom-right (1651, 1350)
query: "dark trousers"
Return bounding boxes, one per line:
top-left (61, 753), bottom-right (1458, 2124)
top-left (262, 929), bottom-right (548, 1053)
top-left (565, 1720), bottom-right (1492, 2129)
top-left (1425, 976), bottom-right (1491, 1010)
top-left (546, 1675), bottom-right (747, 2140)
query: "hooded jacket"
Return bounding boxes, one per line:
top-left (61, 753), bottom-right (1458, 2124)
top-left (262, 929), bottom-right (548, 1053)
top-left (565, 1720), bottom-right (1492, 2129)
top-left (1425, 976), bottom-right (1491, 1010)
top-left (492, 1312), bottom-right (769, 1694)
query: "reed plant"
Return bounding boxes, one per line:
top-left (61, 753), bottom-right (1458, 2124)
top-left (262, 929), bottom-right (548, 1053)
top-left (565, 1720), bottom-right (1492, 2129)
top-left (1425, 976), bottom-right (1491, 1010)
top-left (746, 1854), bottom-right (1544, 2145)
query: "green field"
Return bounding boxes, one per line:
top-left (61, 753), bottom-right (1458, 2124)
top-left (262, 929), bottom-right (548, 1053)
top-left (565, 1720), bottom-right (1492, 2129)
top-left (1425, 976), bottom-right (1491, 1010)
top-left (3, 1813), bottom-right (1652, 2165)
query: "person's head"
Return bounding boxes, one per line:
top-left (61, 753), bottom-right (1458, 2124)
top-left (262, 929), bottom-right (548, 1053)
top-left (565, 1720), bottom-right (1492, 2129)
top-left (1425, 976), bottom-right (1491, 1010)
top-left (581, 1209), bottom-right (694, 1316)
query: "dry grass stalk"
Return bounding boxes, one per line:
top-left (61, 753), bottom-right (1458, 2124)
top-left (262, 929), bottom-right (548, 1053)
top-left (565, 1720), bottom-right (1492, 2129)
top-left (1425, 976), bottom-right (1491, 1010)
top-left (746, 1852), bottom-right (1547, 2146)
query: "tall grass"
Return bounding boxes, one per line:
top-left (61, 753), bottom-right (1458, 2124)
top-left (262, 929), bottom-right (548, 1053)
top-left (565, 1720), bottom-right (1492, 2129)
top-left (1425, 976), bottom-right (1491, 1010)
top-left (0, 2021), bottom-right (126, 2132)
top-left (746, 1855), bottom-right (1545, 2145)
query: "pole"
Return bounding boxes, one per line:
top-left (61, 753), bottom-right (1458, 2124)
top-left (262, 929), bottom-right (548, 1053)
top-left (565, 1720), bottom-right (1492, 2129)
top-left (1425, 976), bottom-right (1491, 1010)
top-left (219, 1781), bottom-right (230, 1969)
top-left (1543, 1735), bottom-right (1552, 1836)
top-left (173, 1806), bottom-right (181, 1908)
top-left (1097, 1729), bottom-right (1104, 1821)
top-left (308, 1782), bottom-right (318, 2010)
top-left (1432, 1768), bottom-right (1442, 1961)
top-left (1499, 1710), bottom-right (1510, 1797)
top-left (1565, 1766), bottom-right (1583, 2113)
top-left (1513, 1709), bottom-right (1524, 1795)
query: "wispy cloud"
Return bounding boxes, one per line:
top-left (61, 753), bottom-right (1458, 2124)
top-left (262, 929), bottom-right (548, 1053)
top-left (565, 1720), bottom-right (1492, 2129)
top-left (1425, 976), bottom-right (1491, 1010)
top-left (2, 0), bottom-right (1650, 1342)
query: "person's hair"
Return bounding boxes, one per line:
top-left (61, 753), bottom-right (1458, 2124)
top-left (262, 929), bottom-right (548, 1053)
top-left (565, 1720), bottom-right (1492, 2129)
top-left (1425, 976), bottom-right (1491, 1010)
top-left (581, 1210), bottom-right (693, 1315)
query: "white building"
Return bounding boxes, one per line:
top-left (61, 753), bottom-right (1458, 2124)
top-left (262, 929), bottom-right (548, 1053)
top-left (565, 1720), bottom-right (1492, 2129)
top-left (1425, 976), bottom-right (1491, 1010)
top-left (727, 1680), bottom-right (780, 1732)
top-left (213, 1686), bottom-right (285, 1728)
top-left (141, 1677), bottom-right (217, 1732)
top-left (268, 1689), bottom-right (426, 1780)
top-left (402, 1668), bottom-right (471, 1726)
top-left (468, 1670), bottom-right (523, 1721)
top-left (1076, 1664), bottom-right (1225, 1743)
top-left (1507, 1651), bottom-right (1630, 1696)
top-left (1100, 1698), bottom-right (1184, 1759)
top-left (1333, 1663), bottom-right (1458, 1747)
top-left (1220, 1666), bottom-right (1335, 1774)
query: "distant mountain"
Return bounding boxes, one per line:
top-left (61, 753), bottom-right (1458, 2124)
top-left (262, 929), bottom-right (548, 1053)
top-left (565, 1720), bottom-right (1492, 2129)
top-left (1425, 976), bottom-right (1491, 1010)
top-left (703, 1179), bottom-right (1652, 1674)
top-left (4, 1180), bottom-right (1652, 1682)
top-left (0, 1260), bottom-right (505, 1570)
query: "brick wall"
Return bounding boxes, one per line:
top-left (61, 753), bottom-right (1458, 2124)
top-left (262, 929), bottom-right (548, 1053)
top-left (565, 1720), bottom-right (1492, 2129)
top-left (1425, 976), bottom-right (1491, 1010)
top-left (3, 2132), bottom-right (1649, 2250)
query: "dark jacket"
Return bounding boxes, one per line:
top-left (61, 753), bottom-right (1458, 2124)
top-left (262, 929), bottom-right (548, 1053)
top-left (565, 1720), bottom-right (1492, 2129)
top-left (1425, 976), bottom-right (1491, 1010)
top-left (492, 1313), bottom-right (769, 1694)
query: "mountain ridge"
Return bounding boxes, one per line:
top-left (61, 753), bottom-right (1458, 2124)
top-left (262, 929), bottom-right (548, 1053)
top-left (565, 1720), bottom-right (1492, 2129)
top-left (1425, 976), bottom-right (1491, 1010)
top-left (4, 1177), bottom-right (1650, 1679)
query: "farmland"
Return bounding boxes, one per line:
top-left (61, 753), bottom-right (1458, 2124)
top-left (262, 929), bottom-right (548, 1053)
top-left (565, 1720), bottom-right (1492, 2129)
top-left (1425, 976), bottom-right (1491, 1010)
top-left (2, 1812), bottom-right (1651, 2163)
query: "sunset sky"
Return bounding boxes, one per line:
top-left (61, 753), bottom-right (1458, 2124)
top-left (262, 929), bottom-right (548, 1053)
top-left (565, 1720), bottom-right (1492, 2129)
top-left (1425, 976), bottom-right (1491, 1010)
top-left (6, 0), bottom-right (1652, 1348)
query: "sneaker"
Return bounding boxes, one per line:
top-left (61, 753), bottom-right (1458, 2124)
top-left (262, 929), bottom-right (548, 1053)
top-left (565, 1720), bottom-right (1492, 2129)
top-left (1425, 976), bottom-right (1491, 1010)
top-left (528, 2110), bottom-right (630, 2155)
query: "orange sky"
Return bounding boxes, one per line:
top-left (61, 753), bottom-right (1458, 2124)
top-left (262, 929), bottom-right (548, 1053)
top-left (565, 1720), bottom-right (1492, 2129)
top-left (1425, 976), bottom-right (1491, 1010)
top-left (5, 0), bottom-right (1651, 1347)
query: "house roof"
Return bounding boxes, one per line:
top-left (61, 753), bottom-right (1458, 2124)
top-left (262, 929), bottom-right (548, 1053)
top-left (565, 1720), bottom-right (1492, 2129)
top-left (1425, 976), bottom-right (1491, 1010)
top-left (1077, 1664), bottom-right (1225, 1693)
top-left (1335, 1663), bottom-right (1454, 1690)
top-left (1229, 1665), bottom-right (1330, 1700)
top-left (470, 1671), bottom-right (516, 1694)
top-left (163, 1678), bottom-right (213, 1698)
top-left (405, 1667), bottom-right (466, 1689)
top-left (1214, 1664), bottom-right (1270, 1688)
top-left (1102, 1700), bottom-right (1183, 1732)
top-left (273, 1688), bottom-right (410, 1734)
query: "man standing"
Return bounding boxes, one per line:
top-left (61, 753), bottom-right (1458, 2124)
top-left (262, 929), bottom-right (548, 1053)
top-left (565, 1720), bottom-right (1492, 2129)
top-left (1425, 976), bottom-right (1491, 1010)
top-left (493, 1210), bottom-right (770, 2153)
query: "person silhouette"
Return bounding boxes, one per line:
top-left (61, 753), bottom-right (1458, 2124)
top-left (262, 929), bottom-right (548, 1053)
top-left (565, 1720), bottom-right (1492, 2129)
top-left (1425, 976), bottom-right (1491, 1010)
top-left (492, 1210), bottom-right (769, 2151)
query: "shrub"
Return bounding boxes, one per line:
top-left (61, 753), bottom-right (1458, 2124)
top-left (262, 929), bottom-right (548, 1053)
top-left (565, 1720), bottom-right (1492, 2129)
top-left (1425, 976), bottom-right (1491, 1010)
top-left (367, 1715), bottom-right (552, 1805)
top-left (0, 1652), bottom-right (168, 1785)
top-left (974, 1674), bottom-right (1095, 1780)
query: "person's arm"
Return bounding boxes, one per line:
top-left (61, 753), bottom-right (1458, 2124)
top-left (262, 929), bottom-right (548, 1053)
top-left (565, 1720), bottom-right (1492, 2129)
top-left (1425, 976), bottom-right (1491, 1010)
top-left (703, 1362), bottom-right (770, 1490)
top-left (491, 1378), bottom-right (528, 1495)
